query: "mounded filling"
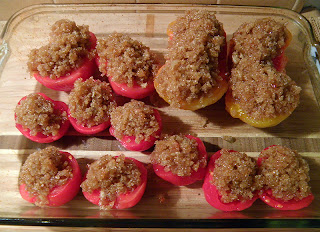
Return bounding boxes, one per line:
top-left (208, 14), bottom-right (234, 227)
top-left (27, 19), bottom-right (93, 79)
top-left (212, 149), bottom-right (262, 203)
top-left (258, 145), bottom-right (311, 201)
top-left (81, 154), bottom-right (141, 210)
top-left (150, 134), bottom-right (207, 176)
top-left (229, 58), bottom-right (301, 119)
top-left (96, 32), bottom-right (158, 87)
top-left (19, 146), bottom-right (73, 206)
top-left (231, 18), bottom-right (287, 66)
top-left (68, 77), bottom-right (117, 127)
top-left (15, 93), bottom-right (67, 136)
top-left (110, 100), bottom-right (160, 143)
top-left (155, 10), bottom-right (225, 107)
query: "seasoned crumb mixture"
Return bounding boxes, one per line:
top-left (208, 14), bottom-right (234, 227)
top-left (68, 77), bottom-right (116, 127)
top-left (258, 145), bottom-right (311, 201)
top-left (230, 58), bottom-right (301, 119)
top-left (27, 19), bottom-right (93, 79)
top-left (96, 32), bottom-right (158, 87)
top-left (15, 93), bottom-right (67, 136)
top-left (19, 146), bottom-right (73, 206)
top-left (150, 134), bottom-right (207, 176)
top-left (155, 10), bottom-right (225, 107)
top-left (110, 100), bottom-right (160, 143)
top-left (81, 155), bottom-right (141, 210)
top-left (212, 149), bottom-right (262, 203)
top-left (231, 18), bottom-right (287, 66)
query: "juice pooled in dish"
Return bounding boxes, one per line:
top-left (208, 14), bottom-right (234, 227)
top-left (257, 145), bottom-right (314, 210)
top-left (150, 134), bottom-right (208, 186)
top-left (19, 146), bottom-right (81, 207)
top-left (28, 19), bottom-right (97, 91)
top-left (225, 18), bottom-right (301, 128)
top-left (202, 149), bottom-right (262, 211)
top-left (81, 154), bottom-right (147, 210)
top-left (154, 10), bottom-right (228, 110)
top-left (96, 33), bottom-right (159, 99)
top-left (15, 93), bottom-right (69, 143)
top-left (68, 77), bottom-right (117, 135)
top-left (109, 100), bottom-right (162, 151)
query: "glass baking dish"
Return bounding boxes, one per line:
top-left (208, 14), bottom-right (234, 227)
top-left (0, 3), bottom-right (320, 229)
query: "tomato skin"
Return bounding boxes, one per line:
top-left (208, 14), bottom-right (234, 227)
top-left (96, 57), bottom-right (155, 99)
top-left (259, 190), bottom-right (314, 210)
top-left (15, 93), bottom-right (70, 143)
top-left (109, 109), bottom-right (162, 151)
top-left (33, 32), bottom-right (97, 92)
top-left (153, 135), bottom-right (208, 186)
top-left (257, 145), bottom-right (314, 210)
top-left (82, 157), bottom-right (147, 209)
top-left (19, 151), bottom-right (82, 207)
top-left (202, 150), bottom-right (258, 211)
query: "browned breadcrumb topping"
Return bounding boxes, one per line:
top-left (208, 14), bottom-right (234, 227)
top-left (110, 100), bottom-right (160, 143)
top-left (15, 93), bottom-right (67, 136)
top-left (212, 149), bottom-right (262, 203)
top-left (150, 134), bottom-right (207, 177)
top-left (231, 18), bottom-right (287, 66)
top-left (81, 154), bottom-right (141, 210)
top-left (258, 145), bottom-right (311, 201)
top-left (96, 32), bottom-right (158, 87)
top-left (230, 58), bottom-right (301, 119)
top-left (68, 77), bottom-right (117, 127)
top-left (19, 146), bottom-right (73, 206)
top-left (27, 19), bottom-right (93, 79)
top-left (155, 10), bottom-right (225, 107)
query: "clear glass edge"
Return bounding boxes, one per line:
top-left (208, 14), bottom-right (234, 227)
top-left (0, 3), bottom-right (320, 228)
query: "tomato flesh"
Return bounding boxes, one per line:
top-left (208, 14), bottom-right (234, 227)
top-left (82, 157), bottom-right (147, 209)
top-left (153, 135), bottom-right (208, 186)
top-left (202, 150), bottom-right (258, 211)
top-left (33, 32), bottom-right (97, 92)
top-left (15, 93), bottom-right (70, 143)
top-left (109, 109), bottom-right (162, 151)
top-left (19, 151), bottom-right (82, 207)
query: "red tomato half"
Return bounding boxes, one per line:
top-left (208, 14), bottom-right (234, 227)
top-left (257, 145), bottom-right (314, 210)
top-left (82, 157), bottom-right (147, 209)
top-left (202, 150), bottom-right (258, 211)
top-left (68, 109), bottom-right (110, 135)
top-left (109, 109), bottom-right (162, 151)
top-left (96, 57), bottom-right (155, 99)
top-left (19, 151), bottom-right (82, 207)
top-left (15, 93), bottom-right (70, 143)
top-left (33, 32), bottom-right (97, 92)
top-left (153, 135), bottom-right (208, 186)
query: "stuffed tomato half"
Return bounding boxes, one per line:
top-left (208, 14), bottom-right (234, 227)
top-left (81, 155), bottom-right (147, 210)
top-left (15, 93), bottom-right (70, 143)
top-left (109, 100), bottom-right (162, 151)
top-left (154, 10), bottom-right (228, 111)
top-left (151, 134), bottom-right (207, 186)
top-left (257, 145), bottom-right (314, 210)
top-left (96, 33), bottom-right (158, 99)
top-left (19, 147), bottom-right (81, 207)
top-left (29, 19), bottom-right (97, 92)
top-left (203, 149), bottom-right (260, 211)
top-left (68, 77), bottom-right (117, 135)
